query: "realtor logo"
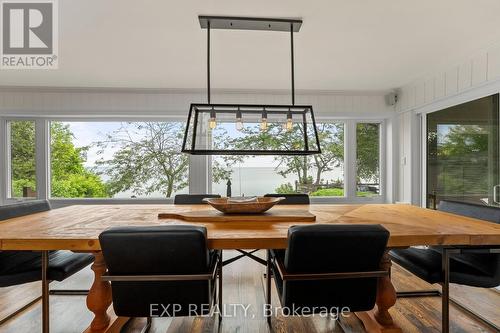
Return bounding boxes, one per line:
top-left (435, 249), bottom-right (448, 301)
top-left (1, 0), bottom-right (58, 69)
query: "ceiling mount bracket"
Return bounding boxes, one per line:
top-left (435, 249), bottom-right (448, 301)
top-left (198, 16), bottom-right (302, 32)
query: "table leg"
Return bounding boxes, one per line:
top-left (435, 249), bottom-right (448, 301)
top-left (356, 250), bottom-right (401, 333)
top-left (374, 251), bottom-right (398, 326)
top-left (86, 251), bottom-right (112, 332)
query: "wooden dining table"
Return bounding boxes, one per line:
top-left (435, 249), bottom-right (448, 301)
top-left (0, 203), bottom-right (499, 333)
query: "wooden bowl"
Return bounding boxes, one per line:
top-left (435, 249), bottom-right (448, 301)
top-left (202, 197), bottom-right (285, 214)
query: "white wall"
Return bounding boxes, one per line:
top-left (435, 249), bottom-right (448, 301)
top-left (0, 87), bottom-right (393, 118)
top-left (395, 40), bottom-right (500, 205)
top-left (396, 40), bottom-right (500, 114)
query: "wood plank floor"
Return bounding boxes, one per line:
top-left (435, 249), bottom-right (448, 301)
top-left (0, 251), bottom-right (498, 333)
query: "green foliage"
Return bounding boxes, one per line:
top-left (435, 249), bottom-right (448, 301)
top-left (12, 179), bottom-right (36, 198)
top-left (309, 188), bottom-right (374, 197)
top-left (431, 125), bottom-right (489, 196)
top-left (95, 122), bottom-right (188, 198)
top-left (9, 121), bottom-right (108, 198)
top-left (310, 188), bottom-right (343, 196)
top-left (10, 121), bottom-right (36, 197)
top-left (438, 125), bottom-right (488, 157)
top-left (51, 173), bottom-right (109, 198)
top-left (275, 183), bottom-right (295, 194)
top-left (50, 122), bottom-right (109, 198)
top-left (356, 123), bottom-right (380, 182)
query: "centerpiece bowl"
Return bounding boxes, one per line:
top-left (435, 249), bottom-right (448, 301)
top-left (202, 196), bottom-right (285, 214)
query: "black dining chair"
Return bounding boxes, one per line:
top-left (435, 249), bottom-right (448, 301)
top-left (266, 224), bottom-right (389, 325)
top-left (390, 200), bottom-right (500, 333)
top-left (264, 193), bottom-right (310, 205)
top-left (0, 200), bottom-right (95, 331)
top-left (174, 194), bottom-right (221, 205)
top-left (99, 225), bottom-right (222, 332)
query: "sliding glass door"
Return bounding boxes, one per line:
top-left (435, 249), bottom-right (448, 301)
top-left (427, 94), bottom-right (499, 208)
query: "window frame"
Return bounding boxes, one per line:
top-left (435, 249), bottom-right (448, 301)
top-left (0, 116), bottom-right (386, 206)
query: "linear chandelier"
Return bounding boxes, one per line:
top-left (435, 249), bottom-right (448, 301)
top-left (181, 16), bottom-right (321, 155)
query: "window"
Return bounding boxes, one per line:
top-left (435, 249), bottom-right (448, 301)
top-left (426, 94), bottom-right (499, 207)
top-left (356, 123), bottom-right (381, 197)
top-left (49, 121), bottom-right (189, 198)
top-left (211, 122), bottom-right (345, 197)
top-left (8, 120), bottom-right (37, 198)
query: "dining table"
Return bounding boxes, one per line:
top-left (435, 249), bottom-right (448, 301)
top-left (0, 203), bottom-right (499, 333)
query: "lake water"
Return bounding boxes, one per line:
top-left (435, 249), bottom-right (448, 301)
top-left (112, 166), bottom-right (343, 198)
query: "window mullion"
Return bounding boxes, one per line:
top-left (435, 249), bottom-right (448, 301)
top-left (189, 155), bottom-right (209, 194)
top-left (35, 119), bottom-right (50, 200)
top-left (0, 119), bottom-right (7, 204)
top-left (344, 120), bottom-right (357, 199)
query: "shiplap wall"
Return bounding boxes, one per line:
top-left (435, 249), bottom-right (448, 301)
top-left (0, 88), bottom-right (393, 118)
top-left (397, 41), bottom-right (500, 113)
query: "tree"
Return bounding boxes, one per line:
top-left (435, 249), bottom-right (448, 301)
top-left (438, 125), bottom-right (488, 157)
top-left (10, 121), bottom-right (36, 197)
top-left (95, 122), bottom-right (189, 197)
top-left (275, 182), bottom-right (295, 194)
top-left (10, 121), bottom-right (108, 198)
top-left (356, 123), bottom-right (380, 183)
top-left (432, 124), bottom-right (489, 196)
top-left (50, 122), bottom-right (109, 198)
top-left (228, 122), bottom-right (344, 191)
top-left (210, 127), bottom-right (245, 184)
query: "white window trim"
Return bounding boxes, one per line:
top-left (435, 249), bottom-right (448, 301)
top-left (0, 116), bottom-right (388, 206)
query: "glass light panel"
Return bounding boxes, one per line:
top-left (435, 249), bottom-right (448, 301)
top-left (182, 104), bottom-right (321, 155)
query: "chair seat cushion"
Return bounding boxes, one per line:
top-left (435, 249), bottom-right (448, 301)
top-left (0, 250), bottom-right (94, 287)
top-left (390, 248), bottom-right (500, 288)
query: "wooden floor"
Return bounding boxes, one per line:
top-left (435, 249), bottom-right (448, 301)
top-left (0, 251), bottom-right (498, 333)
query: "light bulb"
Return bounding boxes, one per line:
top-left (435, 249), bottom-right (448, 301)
top-left (235, 108), bottom-right (243, 131)
top-left (286, 110), bottom-right (293, 131)
top-left (209, 118), bottom-right (216, 129)
top-left (260, 109), bottom-right (268, 131)
top-left (260, 118), bottom-right (268, 131)
top-left (209, 109), bottom-right (216, 129)
top-left (236, 118), bottom-right (243, 131)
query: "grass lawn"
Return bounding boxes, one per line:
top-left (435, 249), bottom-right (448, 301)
top-left (310, 188), bottom-right (378, 197)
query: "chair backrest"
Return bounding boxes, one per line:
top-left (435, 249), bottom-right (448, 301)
top-left (264, 193), bottom-right (310, 205)
top-left (438, 200), bottom-right (500, 284)
top-left (0, 200), bottom-right (51, 221)
top-left (99, 225), bottom-right (213, 317)
top-left (282, 224), bottom-right (389, 312)
top-left (439, 200), bottom-right (500, 224)
top-left (174, 194), bottom-right (221, 204)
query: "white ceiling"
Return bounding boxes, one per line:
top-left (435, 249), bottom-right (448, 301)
top-left (2, 0), bottom-right (500, 91)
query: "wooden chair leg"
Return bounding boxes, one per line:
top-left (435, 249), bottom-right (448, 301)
top-left (442, 248), bottom-right (451, 333)
top-left (42, 250), bottom-right (50, 333)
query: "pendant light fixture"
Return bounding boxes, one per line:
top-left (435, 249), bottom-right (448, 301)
top-left (182, 16), bottom-right (321, 155)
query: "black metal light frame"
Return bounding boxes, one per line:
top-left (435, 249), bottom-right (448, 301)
top-left (182, 16), bottom-right (321, 156)
top-left (182, 103), bottom-right (321, 155)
